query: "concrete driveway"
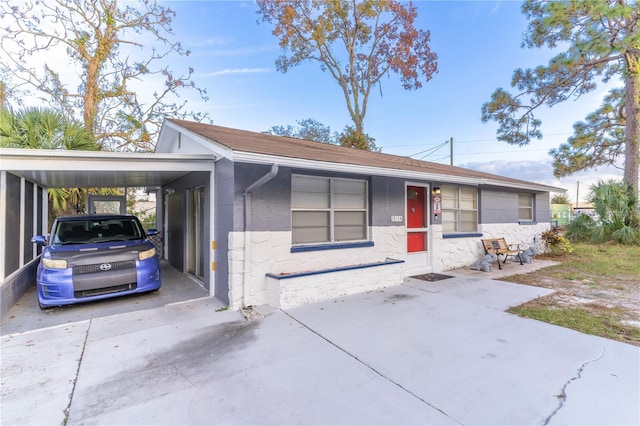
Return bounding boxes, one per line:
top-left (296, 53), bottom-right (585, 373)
top-left (2, 273), bottom-right (639, 425)
top-left (0, 261), bottom-right (210, 335)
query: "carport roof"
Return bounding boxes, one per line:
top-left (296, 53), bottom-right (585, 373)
top-left (0, 148), bottom-right (215, 188)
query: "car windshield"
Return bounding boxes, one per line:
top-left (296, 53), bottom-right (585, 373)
top-left (53, 218), bottom-right (144, 245)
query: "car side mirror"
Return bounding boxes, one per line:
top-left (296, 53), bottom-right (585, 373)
top-left (31, 235), bottom-right (47, 245)
top-left (146, 229), bottom-right (159, 236)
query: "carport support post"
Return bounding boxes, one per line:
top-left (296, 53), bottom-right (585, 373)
top-left (0, 171), bottom-right (6, 281)
top-left (242, 164), bottom-right (278, 307)
top-left (209, 170), bottom-right (215, 298)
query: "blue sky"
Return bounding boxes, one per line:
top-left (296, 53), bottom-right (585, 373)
top-left (163, 1), bottom-right (622, 202)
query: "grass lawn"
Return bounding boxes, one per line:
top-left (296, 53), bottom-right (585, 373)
top-left (503, 243), bottom-right (640, 346)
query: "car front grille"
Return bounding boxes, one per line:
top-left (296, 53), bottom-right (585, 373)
top-left (73, 260), bottom-right (136, 275)
top-left (74, 283), bottom-right (137, 298)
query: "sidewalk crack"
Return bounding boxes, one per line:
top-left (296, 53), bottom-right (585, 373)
top-left (62, 318), bottom-right (92, 426)
top-left (543, 347), bottom-right (606, 426)
top-left (282, 311), bottom-right (465, 425)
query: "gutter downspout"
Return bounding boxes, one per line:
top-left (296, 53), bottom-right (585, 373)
top-left (242, 164), bottom-right (279, 308)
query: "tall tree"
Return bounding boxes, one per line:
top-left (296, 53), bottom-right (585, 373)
top-left (0, 106), bottom-right (100, 214)
top-left (256, 0), bottom-right (437, 149)
top-left (0, 107), bottom-right (99, 151)
top-left (266, 118), bottom-right (340, 143)
top-left (0, 0), bottom-right (208, 151)
top-left (0, 81), bottom-right (6, 110)
top-left (481, 0), bottom-right (639, 197)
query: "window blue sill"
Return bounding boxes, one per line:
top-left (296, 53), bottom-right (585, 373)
top-left (291, 241), bottom-right (374, 253)
top-left (518, 221), bottom-right (537, 225)
top-left (443, 233), bottom-right (483, 239)
top-left (266, 258), bottom-right (404, 280)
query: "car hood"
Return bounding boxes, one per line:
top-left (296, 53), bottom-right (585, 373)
top-left (44, 241), bottom-right (153, 265)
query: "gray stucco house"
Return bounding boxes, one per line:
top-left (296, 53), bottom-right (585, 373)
top-left (0, 118), bottom-right (564, 315)
top-left (155, 119), bottom-right (563, 310)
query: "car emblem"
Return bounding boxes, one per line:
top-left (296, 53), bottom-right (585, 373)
top-left (100, 263), bottom-right (112, 271)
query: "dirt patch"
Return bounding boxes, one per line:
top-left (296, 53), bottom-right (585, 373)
top-left (500, 248), bottom-right (640, 346)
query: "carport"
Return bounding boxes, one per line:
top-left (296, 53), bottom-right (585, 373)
top-left (0, 148), bottom-right (216, 317)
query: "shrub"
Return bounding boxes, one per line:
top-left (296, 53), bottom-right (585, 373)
top-left (541, 227), bottom-right (574, 255)
top-left (565, 213), bottom-right (596, 242)
top-left (587, 180), bottom-right (640, 245)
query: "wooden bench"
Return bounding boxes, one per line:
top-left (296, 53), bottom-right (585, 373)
top-left (481, 238), bottom-right (524, 270)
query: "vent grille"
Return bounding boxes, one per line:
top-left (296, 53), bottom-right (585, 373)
top-left (74, 283), bottom-right (137, 298)
top-left (73, 260), bottom-right (136, 275)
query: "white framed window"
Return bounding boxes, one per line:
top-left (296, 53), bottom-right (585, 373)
top-left (442, 186), bottom-right (478, 233)
top-left (518, 193), bottom-right (534, 221)
top-left (291, 175), bottom-right (368, 245)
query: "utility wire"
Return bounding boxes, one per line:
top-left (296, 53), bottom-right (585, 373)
top-left (410, 140), bottom-right (448, 159)
top-left (383, 132), bottom-right (573, 149)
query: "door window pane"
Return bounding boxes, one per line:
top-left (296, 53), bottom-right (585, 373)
top-left (407, 232), bottom-right (427, 252)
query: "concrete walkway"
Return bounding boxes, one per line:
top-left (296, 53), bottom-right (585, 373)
top-left (2, 271), bottom-right (639, 425)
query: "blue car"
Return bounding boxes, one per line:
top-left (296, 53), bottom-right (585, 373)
top-left (32, 214), bottom-right (162, 309)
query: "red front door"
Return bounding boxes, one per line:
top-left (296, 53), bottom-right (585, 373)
top-left (407, 186), bottom-right (427, 252)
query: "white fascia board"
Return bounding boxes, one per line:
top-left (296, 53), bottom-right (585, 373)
top-left (159, 120), bottom-right (234, 159)
top-left (232, 151), bottom-right (566, 193)
top-left (0, 149), bottom-right (215, 172)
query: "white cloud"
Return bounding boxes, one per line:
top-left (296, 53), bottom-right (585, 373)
top-left (199, 68), bottom-right (271, 77)
top-left (462, 160), bottom-right (555, 183)
top-left (461, 159), bottom-right (624, 202)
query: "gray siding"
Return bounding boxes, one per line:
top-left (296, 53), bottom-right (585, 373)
top-left (371, 176), bottom-right (410, 227)
top-left (536, 192), bottom-right (551, 222)
top-left (236, 168), bottom-right (445, 231)
top-left (214, 159), bottom-right (234, 305)
top-left (238, 166), bottom-right (419, 232)
top-left (240, 164), bottom-right (290, 232)
top-left (233, 163), bottom-right (291, 232)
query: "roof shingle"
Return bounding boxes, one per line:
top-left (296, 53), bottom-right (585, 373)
top-left (167, 118), bottom-right (562, 192)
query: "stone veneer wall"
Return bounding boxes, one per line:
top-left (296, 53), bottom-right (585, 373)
top-left (227, 226), bottom-right (405, 309)
top-left (227, 222), bottom-right (551, 309)
top-left (266, 260), bottom-right (405, 309)
top-left (432, 222), bottom-right (551, 272)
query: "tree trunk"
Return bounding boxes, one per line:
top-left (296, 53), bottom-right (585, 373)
top-left (624, 72), bottom-right (639, 198)
top-left (84, 60), bottom-right (98, 141)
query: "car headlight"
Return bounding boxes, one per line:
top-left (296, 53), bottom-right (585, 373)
top-left (43, 258), bottom-right (67, 269)
top-left (139, 247), bottom-right (156, 261)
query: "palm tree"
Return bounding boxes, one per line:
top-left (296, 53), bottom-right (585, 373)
top-left (0, 107), bottom-right (100, 216)
top-left (0, 107), bottom-right (99, 150)
top-left (589, 181), bottom-right (639, 244)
